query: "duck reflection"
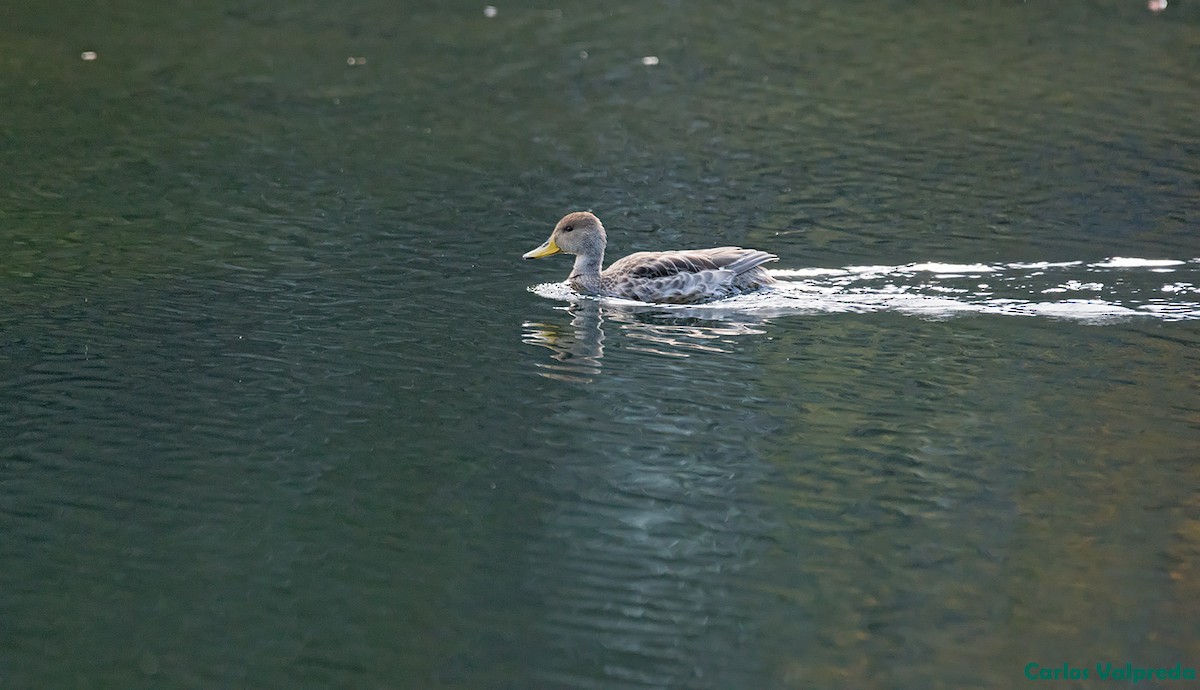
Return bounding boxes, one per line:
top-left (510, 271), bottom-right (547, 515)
top-left (521, 301), bottom-right (606, 382)
top-left (521, 299), bottom-right (770, 382)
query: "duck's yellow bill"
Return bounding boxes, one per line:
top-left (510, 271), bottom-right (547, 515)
top-left (522, 237), bottom-right (561, 259)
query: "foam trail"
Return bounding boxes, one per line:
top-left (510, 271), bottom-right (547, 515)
top-left (531, 257), bottom-right (1200, 323)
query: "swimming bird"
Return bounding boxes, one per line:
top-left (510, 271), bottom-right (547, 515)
top-left (523, 212), bottom-right (778, 304)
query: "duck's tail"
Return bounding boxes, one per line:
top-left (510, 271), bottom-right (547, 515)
top-left (722, 249), bottom-right (779, 276)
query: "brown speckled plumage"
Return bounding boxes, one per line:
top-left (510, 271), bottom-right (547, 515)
top-left (523, 212), bottom-right (777, 304)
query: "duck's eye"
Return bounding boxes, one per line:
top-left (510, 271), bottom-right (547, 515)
top-left (562, 225), bottom-right (574, 233)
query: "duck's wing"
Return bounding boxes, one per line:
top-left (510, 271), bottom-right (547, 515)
top-left (607, 248), bottom-right (778, 279)
top-left (604, 249), bottom-right (779, 304)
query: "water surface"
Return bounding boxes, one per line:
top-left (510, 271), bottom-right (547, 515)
top-left (2, 1), bottom-right (1199, 688)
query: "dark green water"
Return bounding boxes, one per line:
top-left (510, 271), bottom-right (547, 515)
top-left (3, 1), bottom-right (1199, 688)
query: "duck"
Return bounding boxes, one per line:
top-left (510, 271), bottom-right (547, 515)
top-left (522, 211), bottom-right (778, 304)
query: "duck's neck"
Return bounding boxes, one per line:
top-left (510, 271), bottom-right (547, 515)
top-left (568, 250), bottom-right (604, 293)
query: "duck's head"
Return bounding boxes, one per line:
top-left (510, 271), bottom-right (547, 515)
top-left (522, 211), bottom-right (607, 260)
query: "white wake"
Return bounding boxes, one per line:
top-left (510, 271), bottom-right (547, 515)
top-left (531, 257), bottom-right (1200, 322)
